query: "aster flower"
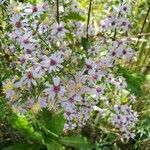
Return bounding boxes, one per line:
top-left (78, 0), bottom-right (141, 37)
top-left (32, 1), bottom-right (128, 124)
top-left (119, 18), bottom-right (131, 31)
top-left (112, 104), bottom-right (138, 140)
top-left (51, 22), bottom-right (68, 39)
top-left (70, 0), bottom-right (79, 12)
top-left (10, 14), bottom-right (28, 30)
top-left (7, 2), bottom-right (25, 16)
top-left (18, 32), bottom-right (35, 49)
top-left (88, 45), bottom-right (100, 56)
top-left (85, 58), bottom-right (96, 70)
top-left (24, 3), bottom-right (44, 17)
top-left (38, 97), bottom-right (48, 109)
top-left (118, 3), bottom-right (131, 14)
top-left (0, 0), bottom-right (6, 4)
top-left (2, 78), bottom-right (18, 101)
top-left (91, 84), bottom-right (105, 99)
top-left (44, 76), bottom-right (66, 100)
top-left (18, 68), bottom-right (40, 88)
top-left (41, 52), bottom-right (64, 73)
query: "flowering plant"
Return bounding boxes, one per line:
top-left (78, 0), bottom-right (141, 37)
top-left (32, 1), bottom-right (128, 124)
top-left (1, 0), bottom-right (149, 149)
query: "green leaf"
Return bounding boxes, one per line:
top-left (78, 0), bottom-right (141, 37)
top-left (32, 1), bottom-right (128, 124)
top-left (117, 66), bottom-right (145, 96)
top-left (3, 143), bottom-right (40, 150)
top-left (10, 115), bottom-right (43, 143)
top-left (38, 108), bottom-right (65, 135)
top-left (81, 37), bottom-right (90, 51)
top-left (63, 12), bottom-right (85, 21)
top-left (60, 136), bottom-right (94, 150)
top-left (46, 139), bottom-right (64, 150)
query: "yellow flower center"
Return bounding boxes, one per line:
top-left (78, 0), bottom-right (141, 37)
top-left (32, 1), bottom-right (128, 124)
top-left (11, 93), bottom-right (19, 101)
top-left (13, 6), bottom-right (20, 14)
top-left (3, 81), bottom-right (14, 93)
top-left (75, 83), bottom-right (82, 92)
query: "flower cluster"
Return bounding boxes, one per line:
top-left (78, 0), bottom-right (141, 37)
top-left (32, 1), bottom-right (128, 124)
top-left (112, 105), bottom-right (138, 140)
top-left (2, 0), bottom-right (138, 139)
top-left (100, 2), bottom-right (131, 32)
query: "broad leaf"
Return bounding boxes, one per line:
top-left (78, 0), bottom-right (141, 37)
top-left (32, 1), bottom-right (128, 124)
top-left (60, 136), bottom-right (94, 150)
top-left (117, 66), bottom-right (145, 96)
top-left (10, 115), bottom-right (43, 143)
top-left (46, 139), bottom-right (64, 150)
top-left (38, 108), bottom-right (65, 135)
top-left (3, 143), bottom-right (40, 150)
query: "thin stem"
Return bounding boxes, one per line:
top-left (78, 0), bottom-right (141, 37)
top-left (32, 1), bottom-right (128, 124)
top-left (56, 0), bottom-right (60, 24)
top-left (136, 6), bottom-right (150, 46)
top-left (96, 32), bottom-right (150, 40)
top-left (86, 0), bottom-right (93, 40)
top-left (113, 0), bottom-right (123, 39)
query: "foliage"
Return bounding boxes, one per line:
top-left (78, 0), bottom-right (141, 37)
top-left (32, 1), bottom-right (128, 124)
top-left (0, 0), bottom-right (150, 149)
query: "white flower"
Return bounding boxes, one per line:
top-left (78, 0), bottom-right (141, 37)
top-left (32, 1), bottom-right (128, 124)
top-left (41, 53), bottom-right (64, 73)
top-left (112, 104), bottom-right (138, 140)
top-left (64, 122), bottom-right (77, 130)
top-left (38, 97), bottom-right (47, 109)
top-left (70, 0), bottom-right (79, 12)
top-left (120, 48), bottom-right (134, 60)
top-left (18, 69), bottom-right (40, 88)
top-left (24, 3), bottom-right (44, 17)
top-left (97, 56), bottom-right (113, 70)
top-left (114, 76), bottom-right (127, 90)
top-left (18, 32), bottom-right (34, 49)
top-left (118, 3), bottom-right (131, 14)
top-left (119, 18), bottom-right (131, 31)
top-left (85, 58), bottom-right (96, 70)
top-left (91, 84), bottom-right (105, 98)
top-left (44, 76), bottom-right (66, 100)
top-left (0, 0), bottom-right (6, 4)
top-left (10, 15), bottom-right (22, 28)
top-left (88, 45), bottom-right (100, 55)
top-left (51, 22), bottom-right (68, 39)
top-left (7, 2), bottom-right (25, 16)
top-left (38, 23), bottom-right (49, 34)
top-left (10, 14), bottom-right (28, 30)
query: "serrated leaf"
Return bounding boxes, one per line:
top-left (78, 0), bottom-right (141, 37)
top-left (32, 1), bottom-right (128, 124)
top-left (117, 66), bottom-right (145, 96)
top-left (60, 136), bottom-right (94, 150)
top-left (10, 115), bottom-right (43, 143)
top-left (38, 108), bottom-right (65, 135)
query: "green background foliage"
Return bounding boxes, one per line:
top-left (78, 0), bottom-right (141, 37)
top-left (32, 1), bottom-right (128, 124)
top-left (0, 0), bottom-right (150, 149)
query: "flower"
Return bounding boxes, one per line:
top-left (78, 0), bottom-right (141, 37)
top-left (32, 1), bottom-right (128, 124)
top-left (88, 45), bottom-right (100, 55)
top-left (0, 0), bottom-right (6, 4)
top-left (10, 15), bottom-right (22, 28)
top-left (44, 76), bottom-right (66, 100)
top-left (91, 84), bottom-right (105, 99)
top-left (38, 97), bottom-right (48, 109)
top-left (7, 2), bottom-right (25, 16)
top-left (85, 58), bottom-right (96, 70)
top-left (118, 3), bottom-right (131, 14)
top-left (112, 104), bottom-right (138, 140)
top-left (41, 52), bottom-right (64, 73)
top-left (119, 18), bottom-right (131, 31)
top-left (18, 69), bottom-right (40, 88)
top-left (51, 22), bottom-right (68, 39)
top-left (24, 3), bottom-right (44, 17)
top-left (10, 14), bottom-right (28, 30)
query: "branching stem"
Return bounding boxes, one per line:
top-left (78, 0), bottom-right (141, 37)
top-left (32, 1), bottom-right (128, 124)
top-left (86, 0), bottom-right (93, 40)
top-left (56, 0), bottom-right (60, 24)
top-left (136, 6), bottom-right (150, 46)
